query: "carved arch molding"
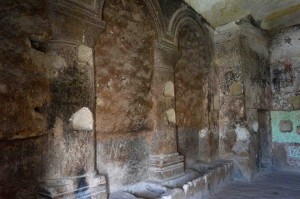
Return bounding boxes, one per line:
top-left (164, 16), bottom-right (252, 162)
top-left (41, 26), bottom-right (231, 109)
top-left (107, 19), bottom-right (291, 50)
top-left (54, 0), bottom-right (212, 57)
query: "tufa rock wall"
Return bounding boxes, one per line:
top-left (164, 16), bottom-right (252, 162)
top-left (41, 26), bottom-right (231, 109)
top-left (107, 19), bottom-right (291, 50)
top-left (95, 0), bottom-right (155, 191)
top-left (175, 25), bottom-right (210, 166)
top-left (270, 25), bottom-right (300, 171)
top-left (215, 17), bottom-right (271, 181)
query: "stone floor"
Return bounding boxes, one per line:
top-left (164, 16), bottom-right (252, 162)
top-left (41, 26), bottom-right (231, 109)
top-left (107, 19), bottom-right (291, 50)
top-left (209, 171), bottom-right (300, 199)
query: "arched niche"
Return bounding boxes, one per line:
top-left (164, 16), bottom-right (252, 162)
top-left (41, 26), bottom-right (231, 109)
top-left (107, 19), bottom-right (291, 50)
top-left (174, 17), bottom-right (212, 167)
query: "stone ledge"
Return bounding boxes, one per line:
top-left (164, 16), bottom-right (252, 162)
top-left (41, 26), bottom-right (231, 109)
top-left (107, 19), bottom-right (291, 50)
top-left (149, 153), bottom-right (185, 181)
top-left (161, 160), bottom-right (233, 199)
top-left (39, 172), bottom-right (106, 199)
top-left (109, 160), bottom-right (233, 199)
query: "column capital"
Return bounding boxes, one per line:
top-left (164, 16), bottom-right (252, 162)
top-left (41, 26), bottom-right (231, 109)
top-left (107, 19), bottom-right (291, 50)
top-left (50, 0), bottom-right (105, 48)
top-left (155, 41), bottom-right (181, 59)
top-left (153, 42), bottom-right (181, 75)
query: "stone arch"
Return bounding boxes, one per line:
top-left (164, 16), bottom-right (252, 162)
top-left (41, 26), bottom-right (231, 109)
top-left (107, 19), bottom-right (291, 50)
top-left (143, 0), bottom-right (170, 45)
top-left (168, 7), bottom-right (213, 59)
top-left (172, 8), bottom-right (213, 166)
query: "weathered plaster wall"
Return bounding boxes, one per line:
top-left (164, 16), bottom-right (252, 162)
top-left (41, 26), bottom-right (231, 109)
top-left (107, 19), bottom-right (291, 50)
top-left (0, 0), bottom-right (51, 140)
top-left (208, 27), bottom-right (220, 162)
top-left (176, 26), bottom-right (210, 166)
top-left (239, 20), bottom-right (272, 179)
top-left (271, 111), bottom-right (300, 168)
top-left (215, 17), bottom-right (271, 181)
top-left (0, 0), bottom-right (103, 197)
top-left (272, 111), bottom-right (300, 143)
top-left (215, 22), bottom-right (243, 161)
top-left (0, 137), bottom-right (45, 198)
top-left (95, 0), bottom-right (155, 192)
top-left (270, 26), bottom-right (300, 170)
top-left (0, 1), bottom-right (50, 197)
top-left (270, 26), bottom-right (300, 110)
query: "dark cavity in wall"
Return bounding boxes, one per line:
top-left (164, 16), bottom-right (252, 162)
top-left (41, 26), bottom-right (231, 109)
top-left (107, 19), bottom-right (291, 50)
top-left (258, 109), bottom-right (272, 169)
top-left (272, 69), bottom-right (281, 92)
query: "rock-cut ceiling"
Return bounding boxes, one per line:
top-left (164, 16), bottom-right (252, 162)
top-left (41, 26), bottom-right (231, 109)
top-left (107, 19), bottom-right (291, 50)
top-left (184, 0), bottom-right (300, 29)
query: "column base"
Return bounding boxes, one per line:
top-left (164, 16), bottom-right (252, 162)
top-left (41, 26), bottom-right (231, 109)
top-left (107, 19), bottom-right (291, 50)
top-left (39, 172), bottom-right (107, 199)
top-left (149, 153), bottom-right (184, 181)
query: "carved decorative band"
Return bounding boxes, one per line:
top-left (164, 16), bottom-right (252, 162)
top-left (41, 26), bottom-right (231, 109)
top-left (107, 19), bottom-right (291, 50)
top-left (155, 66), bottom-right (174, 73)
top-left (156, 39), bottom-right (180, 57)
top-left (149, 153), bottom-right (184, 168)
top-left (149, 158), bottom-right (184, 181)
top-left (47, 40), bottom-right (78, 45)
top-left (54, 2), bottom-right (105, 29)
top-left (65, 0), bottom-right (102, 14)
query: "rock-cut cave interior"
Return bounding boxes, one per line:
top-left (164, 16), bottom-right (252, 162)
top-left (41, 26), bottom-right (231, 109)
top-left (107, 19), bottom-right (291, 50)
top-left (1, 0), bottom-right (300, 198)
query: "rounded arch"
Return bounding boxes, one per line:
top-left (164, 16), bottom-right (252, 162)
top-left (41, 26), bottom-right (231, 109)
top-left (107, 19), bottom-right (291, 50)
top-left (143, 0), bottom-right (172, 47)
top-left (168, 7), bottom-right (213, 60)
top-left (173, 8), bottom-right (214, 165)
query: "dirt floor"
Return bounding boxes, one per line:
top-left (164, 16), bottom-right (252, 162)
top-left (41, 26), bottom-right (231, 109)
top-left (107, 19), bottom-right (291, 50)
top-left (209, 171), bottom-right (300, 199)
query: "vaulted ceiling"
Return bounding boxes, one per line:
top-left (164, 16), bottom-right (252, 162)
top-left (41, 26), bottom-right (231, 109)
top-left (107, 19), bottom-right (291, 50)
top-left (184, 0), bottom-right (300, 30)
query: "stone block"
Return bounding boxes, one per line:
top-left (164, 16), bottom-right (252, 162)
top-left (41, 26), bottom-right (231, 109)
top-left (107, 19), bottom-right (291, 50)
top-left (290, 96), bottom-right (300, 109)
top-left (280, 120), bottom-right (293, 132)
top-left (160, 160), bottom-right (233, 199)
top-left (149, 154), bottom-right (184, 181)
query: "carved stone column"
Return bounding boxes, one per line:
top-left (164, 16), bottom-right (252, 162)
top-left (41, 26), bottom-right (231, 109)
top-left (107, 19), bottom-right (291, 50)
top-left (149, 42), bottom-right (184, 181)
top-left (38, 1), bottom-right (107, 198)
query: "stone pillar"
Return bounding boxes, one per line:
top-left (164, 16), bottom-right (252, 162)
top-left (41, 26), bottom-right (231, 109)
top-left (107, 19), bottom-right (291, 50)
top-left (215, 22), bottom-right (244, 158)
top-left (38, 1), bottom-right (107, 198)
top-left (149, 43), bottom-right (184, 181)
top-left (215, 16), bottom-right (270, 181)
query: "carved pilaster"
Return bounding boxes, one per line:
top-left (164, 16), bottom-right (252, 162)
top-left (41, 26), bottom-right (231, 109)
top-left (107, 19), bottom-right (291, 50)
top-left (149, 42), bottom-right (184, 181)
top-left (39, 1), bottom-right (106, 198)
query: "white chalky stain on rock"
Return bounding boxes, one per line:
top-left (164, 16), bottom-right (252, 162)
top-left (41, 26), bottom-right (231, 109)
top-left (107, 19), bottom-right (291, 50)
top-left (78, 45), bottom-right (93, 66)
top-left (0, 84), bottom-right (8, 93)
top-left (235, 124), bottom-right (250, 141)
top-left (183, 184), bottom-right (189, 194)
top-left (199, 128), bottom-right (208, 138)
top-left (69, 107), bottom-right (93, 131)
top-left (164, 81), bottom-right (175, 97)
top-left (166, 109), bottom-right (176, 124)
top-left (97, 98), bottom-right (104, 106)
top-left (251, 121), bottom-right (259, 132)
